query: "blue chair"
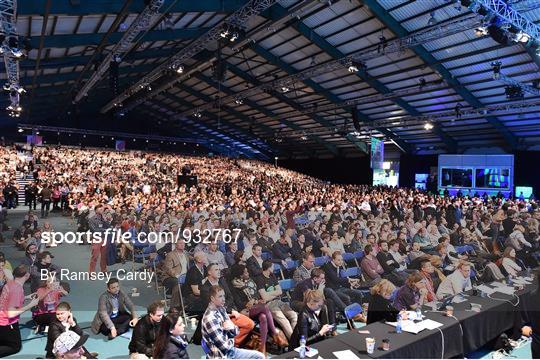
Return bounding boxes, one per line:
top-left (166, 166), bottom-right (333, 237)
top-left (340, 267), bottom-right (360, 278)
top-left (201, 339), bottom-right (211, 356)
top-left (344, 303), bottom-right (363, 329)
top-left (284, 260), bottom-right (298, 270)
top-left (353, 251), bottom-right (364, 267)
top-left (261, 252), bottom-right (272, 260)
top-left (314, 256), bottom-right (329, 267)
top-left (279, 278), bottom-right (295, 291)
top-left (342, 252), bottom-right (356, 263)
top-left (279, 279), bottom-right (295, 302)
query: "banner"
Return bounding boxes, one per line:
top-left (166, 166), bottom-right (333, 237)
top-left (370, 137), bottom-right (384, 169)
top-left (26, 135), bottom-right (43, 146)
top-left (115, 140), bottom-right (126, 151)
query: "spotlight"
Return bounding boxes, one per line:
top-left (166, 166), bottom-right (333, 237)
top-left (3, 84), bottom-right (10, 91)
top-left (220, 30), bottom-right (229, 38)
top-left (428, 11), bottom-right (438, 26)
top-left (281, 86), bottom-right (290, 93)
top-left (176, 65), bottom-right (184, 74)
top-left (234, 97), bottom-right (243, 105)
top-left (16, 105), bottom-right (22, 112)
top-left (146, 85), bottom-right (152, 91)
top-left (16, 87), bottom-right (25, 94)
top-left (230, 32), bottom-right (239, 42)
top-left (348, 63), bottom-right (358, 73)
top-left (194, 111), bottom-right (202, 118)
top-left (113, 54), bottom-right (121, 63)
top-left (424, 122), bottom-right (434, 130)
top-left (18, 128), bottom-right (23, 133)
top-left (474, 26), bottom-right (488, 36)
top-left (515, 31), bottom-right (530, 43)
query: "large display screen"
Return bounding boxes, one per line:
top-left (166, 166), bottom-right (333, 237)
top-left (475, 168), bottom-right (510, 189)
top-left (515, 186), bottom-right (533, 198)
top-left (441, 168), bottom-right (473, 188)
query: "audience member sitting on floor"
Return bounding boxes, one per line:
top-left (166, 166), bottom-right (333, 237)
top-left (46, 302), bottom-right (85, 359)
top-left (153, 311), bottom-right (190, 359)
top-left (52, 330), bottom-right (91, 359)
top-left (128, 300), bottom-right (165, 359)
top-left (91, 278), bottom-right (139, 339)
top-left (289, 290), bottom-right (334, 349)
top-left (33, 273), bottom-right (69, 333)
top-left (201, 285), bottom-right (264, 359)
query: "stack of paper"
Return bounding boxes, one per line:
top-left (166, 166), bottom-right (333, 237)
top-left (476, 284), bottom-right (497, 295)
top-left (386, 319), bottom-right (444, 334)
top-left (334, 350), bottom-right (362, 360)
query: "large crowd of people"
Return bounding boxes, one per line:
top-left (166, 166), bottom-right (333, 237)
top-left (0, 144), bottom-right (539, 358)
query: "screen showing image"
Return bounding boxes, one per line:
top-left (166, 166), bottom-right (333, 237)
top-left (441, 168), bottom-right (473, 187)
top-left (515, 186), bottom-right (533, 198)
top-left (475, 168), bottom-right (510, 189)
top-left (415, 173), bottom-right (429, 183)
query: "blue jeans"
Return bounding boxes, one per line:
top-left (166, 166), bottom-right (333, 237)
top-left (227, 348), bottom-right (265, 359)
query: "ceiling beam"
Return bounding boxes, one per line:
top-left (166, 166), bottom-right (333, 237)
top-left (27, 27), bottom-right (210, 48)
top-left (194, 72), bottom-right (338, 156)
top-left (171, 84), bottom-right (279, 154)
top-left (364, 0), bottom-right (518, 151)
top-left (19, 0), bottom-right (247, 16)
top-left (262, 5), bottom-right (418, 154)
top-left (157, 91), bottom-right (272, 159)
top-left (146, 98), bottom-right (259, 159)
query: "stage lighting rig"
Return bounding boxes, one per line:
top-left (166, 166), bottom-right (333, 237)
top-left (505, 85), bottom-right (524, 100)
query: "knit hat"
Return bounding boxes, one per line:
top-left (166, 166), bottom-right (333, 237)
top-left (53, 330), bottom-right (89, 355)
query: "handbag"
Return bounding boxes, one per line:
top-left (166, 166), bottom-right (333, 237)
top-left (244, 331), bottom-right (262, 350)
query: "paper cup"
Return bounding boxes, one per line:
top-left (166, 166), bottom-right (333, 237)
top-left (366, 337), bottom-right (375, 354)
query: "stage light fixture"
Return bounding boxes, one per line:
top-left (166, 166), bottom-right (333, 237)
top-left (176, 65), bottom-right (184, 74)
top-left (281, 86), bottom-right (290, 93)
top-left (474, 26), bottom-right (488, 36)
top-left (230, 32), bottom-right (239, 42)
top-left (515, 31), bottom-right (530, 43)
top-left (220, 30), bottom-right (229, 38)
top-left (3, 84), bottom-right (10, 91)
top-left (424, 122), bottom-right (434, 130)
top-left (235, 97), bottom-right (243, 105)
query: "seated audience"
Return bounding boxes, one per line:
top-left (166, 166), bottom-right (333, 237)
top-left (436, 261), bottom-right (473, 298)
top-left (393, 272), bottom-right (429, 311)
top-left (255, 260), bottom-right (297, 339)
top-left (128, 301), bottom-right (165, 358)
top-left (201, 285), bottom-right (264, 359)
top-left (289, 290), bottom-right (334, 349)
top-left (501, 247), bottom-right (522, 277)
top-left (367, 279), bottom-right (401, 324)
top-left (153, 312), bottom-right (190, 359)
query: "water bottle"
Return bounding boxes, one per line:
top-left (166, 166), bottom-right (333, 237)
top-left (507, 275), bottom-right (513, 286)
top-left (416, 307), bottom-right (422, 321)
top-left (396, 314), bottom-right (402, 334)
top-left (299, 335), bottom-right (306, 358)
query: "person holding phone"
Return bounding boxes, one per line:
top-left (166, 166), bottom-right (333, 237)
top-left (45, 302), bottom-right (96, 359)
top-left (289, 290), bottom-right (334, 349)
top-left (33, 274), bottom-right (69, 333)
